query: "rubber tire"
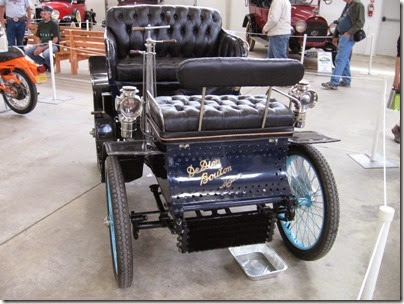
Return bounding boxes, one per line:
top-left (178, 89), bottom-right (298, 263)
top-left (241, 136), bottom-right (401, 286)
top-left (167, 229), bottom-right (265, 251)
top-left (3, 69), bottom-right (37, 114)
top-left (105, 156), bottom-right (133, 288)
top-left (278, 144), bottom-right (340, 261)
top-left (246, 21), bottom-right (255, 52)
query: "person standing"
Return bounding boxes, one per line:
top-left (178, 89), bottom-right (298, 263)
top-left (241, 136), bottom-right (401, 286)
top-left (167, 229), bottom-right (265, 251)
top-left (322, 0), bottom-right (365, 90)
top-left (25, 6), bottom-right (58, 71)
top-left (262, 0), bottom-right (291, 59)
top-left (0, 0), bottom-right (32, 48)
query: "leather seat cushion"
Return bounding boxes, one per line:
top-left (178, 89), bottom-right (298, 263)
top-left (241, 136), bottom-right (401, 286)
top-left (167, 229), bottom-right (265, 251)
top-left (150, 95), bottom-right (295, 132)
top-left (116, 56), bottom-right (185, 82)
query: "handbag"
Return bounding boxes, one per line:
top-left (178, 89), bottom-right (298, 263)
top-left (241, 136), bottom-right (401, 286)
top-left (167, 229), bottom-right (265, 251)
top-left (387, 87), bottom-right (401, 111)
top-left (354, 29), bottom-right (366, 42)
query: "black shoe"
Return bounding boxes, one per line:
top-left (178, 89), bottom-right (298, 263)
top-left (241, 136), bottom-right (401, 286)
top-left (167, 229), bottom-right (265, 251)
top-left (392, 124), bottom-right (400, 143)
top-left (321, 82), bottom-right (338, 90)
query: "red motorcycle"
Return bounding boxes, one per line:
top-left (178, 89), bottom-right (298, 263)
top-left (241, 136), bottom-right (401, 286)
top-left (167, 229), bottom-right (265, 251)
top-left (0, 47), bottom-right (46, 114)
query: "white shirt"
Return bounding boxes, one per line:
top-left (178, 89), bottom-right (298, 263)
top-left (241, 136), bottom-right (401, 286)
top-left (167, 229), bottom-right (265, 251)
top-left (262, 0), bottom-right (291, 36)
top-left (0, 0), bottom-right (31, 18)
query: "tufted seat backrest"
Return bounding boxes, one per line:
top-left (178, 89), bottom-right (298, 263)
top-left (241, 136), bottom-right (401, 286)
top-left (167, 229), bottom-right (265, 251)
top-left (106, 5), bottom-right (223, 59)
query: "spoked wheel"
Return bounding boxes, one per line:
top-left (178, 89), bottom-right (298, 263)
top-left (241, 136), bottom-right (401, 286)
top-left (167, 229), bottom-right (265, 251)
top-left (3, 69), bottom-right (37, 114)
top-left (278, 144), bottom-right (339, 261)
top-left (105, 156), bottom-right (133, 288)
top-left (245, 20), bottom-right (256, 52)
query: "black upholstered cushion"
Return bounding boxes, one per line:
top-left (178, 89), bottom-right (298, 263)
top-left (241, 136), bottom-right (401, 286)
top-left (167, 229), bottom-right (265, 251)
top-left (116, 56), bottom-right (185, 82)
top-left (106, 5), bottom-right (223, 59)
top-left (149, 95), bottom-right (295, 133)
top-left (177, 58), bottom-right (305, 88)
top-left (105, 5), bottom-right (246, 84)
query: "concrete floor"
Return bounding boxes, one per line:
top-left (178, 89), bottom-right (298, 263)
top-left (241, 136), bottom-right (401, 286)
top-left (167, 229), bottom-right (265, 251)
top-left (0, 46), bottom-right (401, 300)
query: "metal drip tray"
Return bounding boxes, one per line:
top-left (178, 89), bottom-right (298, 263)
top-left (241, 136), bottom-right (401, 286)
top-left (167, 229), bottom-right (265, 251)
top-left (229, 243), bottom-right (287, 280)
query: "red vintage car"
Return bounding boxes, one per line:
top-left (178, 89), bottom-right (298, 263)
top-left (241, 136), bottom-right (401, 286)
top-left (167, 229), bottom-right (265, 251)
top-left (243, 0), bottom-right (336, 56)
top-left (35, 0), bottom-right (96, 27)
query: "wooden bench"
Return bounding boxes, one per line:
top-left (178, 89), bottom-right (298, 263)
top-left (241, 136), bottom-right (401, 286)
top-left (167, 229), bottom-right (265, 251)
top-left (65, 29), bottom-right (105, 75)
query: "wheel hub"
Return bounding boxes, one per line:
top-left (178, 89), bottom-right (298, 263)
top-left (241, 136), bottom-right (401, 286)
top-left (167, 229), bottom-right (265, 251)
top-left (297, 195), bottom-right (312, 207)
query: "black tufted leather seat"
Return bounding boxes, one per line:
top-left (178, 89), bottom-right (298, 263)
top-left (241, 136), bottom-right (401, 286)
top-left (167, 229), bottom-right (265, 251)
top-left (150, 95), bottom-right (294, 134)
top-left (148, 58), bottom-right (304, 139)
top-left (105, 5), bottom-right (246, 93)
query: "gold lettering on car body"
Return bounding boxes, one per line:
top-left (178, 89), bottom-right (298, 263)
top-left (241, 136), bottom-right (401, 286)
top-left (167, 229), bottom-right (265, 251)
top-left (200, 166), bottom-right (233, 186)
top-left (187, 159), bottom-right (221, 178)
top-left (219, 173), bottom-right (243, 189)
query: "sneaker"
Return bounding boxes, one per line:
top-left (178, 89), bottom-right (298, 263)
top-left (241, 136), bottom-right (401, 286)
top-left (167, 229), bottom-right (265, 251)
top-left (321, 82), bottom-right (338, 90)
top-left (392, 124), bottom-right (400, 143)
top-left (339, 81), bottom-right (351, 87)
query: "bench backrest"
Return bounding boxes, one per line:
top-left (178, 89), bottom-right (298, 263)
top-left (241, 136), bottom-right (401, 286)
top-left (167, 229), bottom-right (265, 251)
top-left (65, 29), bottom-right (105, 56)
top-left (106, 5), bottom-right (223, 59)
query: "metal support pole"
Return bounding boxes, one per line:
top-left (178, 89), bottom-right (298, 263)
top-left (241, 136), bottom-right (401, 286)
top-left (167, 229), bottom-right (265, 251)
top-left (348, 79), bottom-right (397, 168)
top-left (369, 79), bottom-right (386, 161)
top-left (368, 33), bottom-right (375, 75)
top-left (39, 41), bottom-right (73, 104)
top-left (198, 87), bottom-right (206, 131)
top-left (300, 34), bottom-right (307, 64)
top-left (86, 19), bottom-right (90, 31)
top-left (48, 40), bottom-right (57, 100)
top-left (358, 206), bottom-right (395, 300)
top-left (261, 87), bottom-right (272, 128)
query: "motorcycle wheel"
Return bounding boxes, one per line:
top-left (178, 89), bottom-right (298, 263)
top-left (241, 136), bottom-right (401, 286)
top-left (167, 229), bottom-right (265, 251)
top-left (278, 144), bottom-right (339, 261)
top-left (105, 155), bottom-right (133, 288)
top-left (3, 69), bottom-right (37, 114)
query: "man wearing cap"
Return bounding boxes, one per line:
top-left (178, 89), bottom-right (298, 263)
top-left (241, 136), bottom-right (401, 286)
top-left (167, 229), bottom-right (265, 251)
top-left (0, 0), bottom-right (32, 48)
top-left (26, 6), bottom-right (59, 71)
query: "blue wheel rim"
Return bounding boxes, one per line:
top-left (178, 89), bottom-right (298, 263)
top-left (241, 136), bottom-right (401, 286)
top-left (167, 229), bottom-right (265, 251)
top-left (106, 176), bottom-right (118, 274)
top-left (281, 154), bottom-right (325, 250)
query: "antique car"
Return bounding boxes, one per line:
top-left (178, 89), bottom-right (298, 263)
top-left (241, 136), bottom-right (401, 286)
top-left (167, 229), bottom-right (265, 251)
top-left (90, 5), bottom-right (340, 288)
top-left (243, 0), bottom-right (336, 57)
top-left (34, 0), bottom-right (96, 27)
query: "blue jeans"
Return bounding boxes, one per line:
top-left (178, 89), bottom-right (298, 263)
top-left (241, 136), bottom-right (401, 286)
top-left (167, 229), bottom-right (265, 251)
top-left (268, 34), bottom-right (290, 58)
top-left (330, 36), bottom-right (355, 85)
top-left (6, 20), bottom-right (26, 48)
top-left (26, 44), bottom-right (58, 68)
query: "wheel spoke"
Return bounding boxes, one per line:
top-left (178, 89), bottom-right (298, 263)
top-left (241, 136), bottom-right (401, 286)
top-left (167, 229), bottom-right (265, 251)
top-left (283, 149), bottom-right (326, 250)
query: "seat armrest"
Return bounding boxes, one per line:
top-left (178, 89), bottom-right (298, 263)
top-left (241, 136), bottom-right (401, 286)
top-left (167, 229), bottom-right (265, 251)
top-left (105, 30), bottom-right (117, 81)
top-left (216, 29), bottom-right (247, 57)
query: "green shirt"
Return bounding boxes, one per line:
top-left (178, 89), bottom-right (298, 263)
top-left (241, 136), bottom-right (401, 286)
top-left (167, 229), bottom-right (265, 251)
top-left (36, 20), bottom-right (60, 44)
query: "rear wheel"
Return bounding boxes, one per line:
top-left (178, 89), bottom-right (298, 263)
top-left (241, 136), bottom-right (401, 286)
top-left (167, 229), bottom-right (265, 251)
top-left (105, 156), bottom-right (133, 288)
top-left (3, 69), bottom-right (37, 114)
top-left (245, 20), bottom-right (256, 52)
top-left (278, 144), bottom-right (339, 261)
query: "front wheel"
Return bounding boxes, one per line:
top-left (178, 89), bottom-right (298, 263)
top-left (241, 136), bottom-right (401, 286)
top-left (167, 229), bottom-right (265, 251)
top-left (3, 69), bottom-right (37, 114)
top-left (105, 156), bottom-right (133, 288)
top-left (278, 144), bottom-right (339, 261)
